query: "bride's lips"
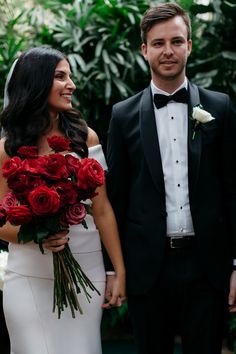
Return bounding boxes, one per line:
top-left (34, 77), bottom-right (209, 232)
top-left (61, 94), bottom-right (72, 101)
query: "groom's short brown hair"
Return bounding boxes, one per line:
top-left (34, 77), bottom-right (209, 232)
top-left (140, 2), bottom-right (191, 44)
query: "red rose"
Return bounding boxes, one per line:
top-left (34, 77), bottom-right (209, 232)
top-left (65, 154), bottom-right (81, 175)
top-left (77, 158), bottom-right (104, 190)
top-left (7, 173), bottom-right (46, 200)
top-left (21, 158), bottom-right (40, 174)
top-left (28, 186), bottom-right (60, 216)
top-left (17, 146), bottom-right (38, 159)
top-left (7, 172), bottom-right (30, 194)
top-left (6, 205), bottom-right (33, 225)
top-left (1, 192), bottom-right (18, 211)
top-left (2, 156), bottom-right (22, 178)
top-left (38, 154), bottom-right (69, 180)
top-left (54, 181), bottom-right (78, 206)
top-left (47, 136), bottom-right (72, 152)
top-left (0, 205), bottom-right (7, 227)
top-left (61, 203), bottom-right (86, 227)
top-left (26, 175), bottom-right (46, 192)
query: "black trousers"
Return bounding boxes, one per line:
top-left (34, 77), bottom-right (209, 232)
top-left (128, 246), bottom-right (228, 354)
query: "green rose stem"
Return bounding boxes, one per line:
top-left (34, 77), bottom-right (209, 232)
top-left (53, 244), bottom-right (101, 319)
top-left (53, 251), bottom-right (82, 318)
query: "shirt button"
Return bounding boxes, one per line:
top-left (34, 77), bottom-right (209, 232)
top-left (176, 160), bottom-right (179, 163)
top-left (177, 184), bottom-right (180, 187)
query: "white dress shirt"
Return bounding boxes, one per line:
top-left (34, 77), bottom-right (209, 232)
top-left (151, 79), bottom-right (195, 237)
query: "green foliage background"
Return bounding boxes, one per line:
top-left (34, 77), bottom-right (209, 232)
top-left (1, 0), bottom-right (236, 142)
top-left (1, 0), bottom-right (236, 348)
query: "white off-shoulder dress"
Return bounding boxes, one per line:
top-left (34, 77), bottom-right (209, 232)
top-left (3, 145), bottom-right (107, 354)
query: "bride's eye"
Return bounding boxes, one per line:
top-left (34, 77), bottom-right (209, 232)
top-left (54, 72), bottom-right (66, 81)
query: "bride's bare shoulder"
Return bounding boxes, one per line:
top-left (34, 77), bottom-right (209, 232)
top-left (86, 127), bottom-right (100, 148)
top-left (0, 138), bottom-right (9, 163)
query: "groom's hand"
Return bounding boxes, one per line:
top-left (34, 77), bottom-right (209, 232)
top-left (229, 270), bottom-right (236, 312)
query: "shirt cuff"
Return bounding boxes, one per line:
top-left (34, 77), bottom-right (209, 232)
top-left (232, 259), bottom-right (236, 270)
top-left (106, 271), bottom-right (116, 276)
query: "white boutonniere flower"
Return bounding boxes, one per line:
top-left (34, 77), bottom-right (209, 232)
top-left (192, 105), bottom-right (215, 139)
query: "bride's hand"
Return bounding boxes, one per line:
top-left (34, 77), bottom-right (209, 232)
top-left (43, 230), bottom-right (69, 252)
top-left (102, 273), bottom-right (126, 309)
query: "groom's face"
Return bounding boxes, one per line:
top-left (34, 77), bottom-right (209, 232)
top-left (141, 15), bottom-right (192, 89)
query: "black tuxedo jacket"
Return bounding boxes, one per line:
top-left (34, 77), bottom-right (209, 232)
top-left (106, 81), bottom-right (236, 295)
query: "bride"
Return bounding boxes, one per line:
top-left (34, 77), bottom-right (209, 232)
top-left (0, 46), bottom-right (126, 354)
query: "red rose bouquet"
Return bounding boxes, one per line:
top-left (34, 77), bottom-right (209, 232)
top-left (0, 136), bottom-right (105, 318)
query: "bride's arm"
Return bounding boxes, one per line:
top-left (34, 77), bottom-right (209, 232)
top-left (0, 139), bottom-right (20, 243)
top-left (87, 128), bottom-right (126, 307)
top-left (92, 183), bottom-right (126, 305)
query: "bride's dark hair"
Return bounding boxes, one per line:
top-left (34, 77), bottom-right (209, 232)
top-left (0, 46), bottom-right (88, 157)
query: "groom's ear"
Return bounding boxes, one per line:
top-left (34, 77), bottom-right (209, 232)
top-left (187, 39), bottom-right (192, 57)
top-left (141, 43), bottom-right (148, 61)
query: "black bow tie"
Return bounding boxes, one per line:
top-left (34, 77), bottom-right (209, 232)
top-left (154, 87), bottom-right (188, 109)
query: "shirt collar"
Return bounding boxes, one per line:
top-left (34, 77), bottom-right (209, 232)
top-left (151, 78), bottom-right (188, 96)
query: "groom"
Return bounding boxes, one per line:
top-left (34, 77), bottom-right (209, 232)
top-left (106, 3), bottom-right (236, 354)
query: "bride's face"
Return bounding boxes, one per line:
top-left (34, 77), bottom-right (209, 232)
top-left (47, 59), bottom-right (76, 119)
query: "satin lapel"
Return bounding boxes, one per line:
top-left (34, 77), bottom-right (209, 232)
top-left (140, 86), bottom-right (165, 197)
top-left (188, 81), bottom-right (201, 200)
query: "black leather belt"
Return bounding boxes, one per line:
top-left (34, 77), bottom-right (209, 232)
top-left (166, 236), bottom-right (195, 249)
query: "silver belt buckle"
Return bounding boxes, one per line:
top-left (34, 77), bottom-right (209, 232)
top-left (170, 236), bottom-right (183, 249)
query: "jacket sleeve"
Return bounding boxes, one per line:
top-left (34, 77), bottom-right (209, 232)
top-left (106, 105), bottom-right (129, 236)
